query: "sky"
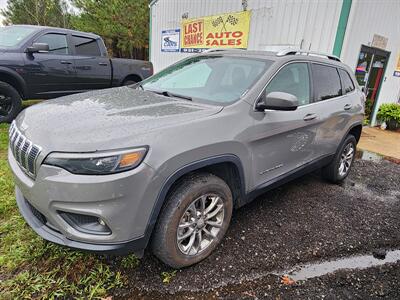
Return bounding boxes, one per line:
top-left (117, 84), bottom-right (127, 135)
top-left (0, 0), bottom-right (6, 25)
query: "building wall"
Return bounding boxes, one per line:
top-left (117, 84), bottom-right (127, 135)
top-left (341, 0), bottom-right (400, 123)
top-left (150, 0), bottom-right (343, 72)
top-left (150, 0), bottom-right (400, 124)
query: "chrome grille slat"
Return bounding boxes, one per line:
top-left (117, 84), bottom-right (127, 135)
top-left (9, 121), bottom-right (41, 179)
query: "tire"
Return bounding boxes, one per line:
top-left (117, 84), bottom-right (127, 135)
top-left (151, 173), bottom-right (233, 268)
top-left (322, 134), bottom-right (357, 183)
top-left (0, 81), bottom-right (22, 123)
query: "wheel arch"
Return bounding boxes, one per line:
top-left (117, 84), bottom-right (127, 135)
top-left (348, 123), bottom-right (362, 143)
top-left (121, 74), bottom-right (142, 85)
top-left (0, 67), bottom-right (27, 98)
top-left (143, 155), bottom-right (246, 247)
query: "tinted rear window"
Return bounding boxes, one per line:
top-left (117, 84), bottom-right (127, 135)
top-left (72, 35), bottom-right (101, 56)
top-left (312, 64), bottom-right (342, 101)
top-left (338, 69), bottom-right (355, 94)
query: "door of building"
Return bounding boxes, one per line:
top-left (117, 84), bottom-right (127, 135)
top-left (355, 45), bottom-right (390, 123)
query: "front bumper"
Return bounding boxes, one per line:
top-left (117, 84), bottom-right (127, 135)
top-left (15, 187), bottom-right (146, 255)
top-left (9, 147), bottom-right (159, 255)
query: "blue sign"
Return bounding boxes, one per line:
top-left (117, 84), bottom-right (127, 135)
top-left (161, 29), bottom-right (180, 52)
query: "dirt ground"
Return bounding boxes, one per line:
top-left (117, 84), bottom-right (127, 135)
top-left (358, 127), bottom-right (400, 160)
top-left (111, 155), bottom-right (400, 299)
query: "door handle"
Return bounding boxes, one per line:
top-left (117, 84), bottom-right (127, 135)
top-left (60, 60), bottom-right (72, 65)
top-left (303, 113), bottom-right (317, 121)
top-left (344, 104), bottom-right (352, 110)
top-left (99, 62), bottom-right (108, 66)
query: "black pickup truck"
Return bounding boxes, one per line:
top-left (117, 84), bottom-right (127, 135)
top-left (0, 25), bottom-right (153, 122)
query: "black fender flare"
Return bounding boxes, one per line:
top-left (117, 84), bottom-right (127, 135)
top-left (339, 122), bottom-right (363, 149)
top-left (0, 67), bottom-right (28, 97)
top-left (142, 154), bottom-right (246, 247)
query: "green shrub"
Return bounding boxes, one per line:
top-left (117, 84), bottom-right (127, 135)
top-left (377, 103), bottom-right (400, 123)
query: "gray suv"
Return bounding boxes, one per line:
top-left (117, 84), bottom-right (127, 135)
top-left (9, 49), bottom-right (364, 268)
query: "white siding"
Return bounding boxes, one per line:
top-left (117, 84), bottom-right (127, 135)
top-left (150, 0), bottom-right (342, 72)
top-left (341, 0), bottom-right (400, 124)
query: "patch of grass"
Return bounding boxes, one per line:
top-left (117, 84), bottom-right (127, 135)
top-left (161, 270), bottom-right (177, 284)
top-left (121, 254), bottom-right (140, 269)
top-left (22, 99), bottom-right (43, 109)
top-left (0, 121), bottom-right (132, 298)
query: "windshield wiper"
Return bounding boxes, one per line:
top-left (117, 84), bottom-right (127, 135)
top-left (148, 89), bottom-right (192, 101)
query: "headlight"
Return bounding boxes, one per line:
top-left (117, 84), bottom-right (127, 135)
top-left (44, 147), bottom-right (148, 175)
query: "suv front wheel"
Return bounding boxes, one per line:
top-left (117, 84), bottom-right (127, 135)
top-left (323, 134), bottom-right (357, 183)
top-left (152, 173), bottom-right (233, 268)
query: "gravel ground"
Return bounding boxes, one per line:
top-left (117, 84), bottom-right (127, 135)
top-left (114, 156), bottom-right (400, 299)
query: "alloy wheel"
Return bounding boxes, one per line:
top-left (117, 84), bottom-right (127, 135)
top-left (177, 194), bottom-right (225, 256)
top-left (0, 94), bottom-right (12, 117)
top-left (338, 142), bottom-right (354, 177)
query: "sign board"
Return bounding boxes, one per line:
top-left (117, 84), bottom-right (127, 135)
top-left (161, 29), bottom-right (180, 52)
top-left (394, 53), bottom-right (400, 77)
top-left (371, 34), bottom-right (388, 50)
top-left (180, 10), bottom-right (251, 53)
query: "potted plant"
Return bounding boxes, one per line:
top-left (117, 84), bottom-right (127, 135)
top-left (377, 103), bottom-right (400, 130)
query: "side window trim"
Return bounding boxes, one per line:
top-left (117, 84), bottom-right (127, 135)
top-left (336, 67), bottom-right (344, 97)
top-left (256, 61), bottom-right (311, 108)
top-left (307, 62), bottom-right (316, 104)
top-left (34, 32), bottom-right (71, 56)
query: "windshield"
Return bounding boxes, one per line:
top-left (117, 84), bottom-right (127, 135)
top-left (0, 26), bottom-right (37, 48)
top-left (141, 55), bottom-right (273, 105)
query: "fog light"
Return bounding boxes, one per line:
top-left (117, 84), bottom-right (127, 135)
top-left (59, 211), bottom-right (111, 235)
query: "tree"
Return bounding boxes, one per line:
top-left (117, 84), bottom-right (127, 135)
top-left (1, 0), bottom-right (72, 28)
top-left (71, 0), bottom-right (149, 59)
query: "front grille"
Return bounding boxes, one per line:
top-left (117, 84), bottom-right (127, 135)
top-left (9, 121), bottom-right (41, 178)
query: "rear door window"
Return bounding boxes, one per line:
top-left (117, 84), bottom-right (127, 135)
top-left (338, 69), bottom-right (355, 94)
top-left (312, 64), bottom-right (342, 101)
top-left (72, 35), bottom-right (101, 56)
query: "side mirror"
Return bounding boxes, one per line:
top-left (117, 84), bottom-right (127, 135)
top-left (361, 86), bottom-right (366, 94)
top-left (25, 43), bottom-right (50, 53)
top-left (256, 92), bottom-right (298, 111)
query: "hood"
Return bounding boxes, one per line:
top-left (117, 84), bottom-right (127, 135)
top-left (16, 87), bottom-right (223, 152)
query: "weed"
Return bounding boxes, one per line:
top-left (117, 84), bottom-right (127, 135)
top-left (161, 270), bottom-right (177, 284)
top-left (121, 254), bottom-right (140, 269)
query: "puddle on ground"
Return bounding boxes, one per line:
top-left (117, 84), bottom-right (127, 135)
top-left (356, 150), bottom-right (383, 162)
top-left (356, 149), bottom-right (400, 164)
top-left (284, 250), bottom-right (400, 281)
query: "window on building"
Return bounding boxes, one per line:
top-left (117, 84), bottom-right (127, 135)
top-left (265, 62), bottom-right (310, 106)
top-left (72, 35), bottom-right (101, 56)
top-left (312, 64), bottom-right (342, 101)
top-left (338, 69), bottom-right (355, 94)
top-left (36, 33), bottom-right (68, 54)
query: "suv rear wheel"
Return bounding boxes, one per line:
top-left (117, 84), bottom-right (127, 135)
top-left (0, 81), bottom-right (22, 123)
top-left (323, 134), bottom-right (357, 183)
top-left (151, 173), bottom-right (233, 268)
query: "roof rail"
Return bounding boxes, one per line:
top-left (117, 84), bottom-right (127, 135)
top-left (276, 48), bottom-right (341, 62)
top-left (202, 48), bottom-right (245, 53)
